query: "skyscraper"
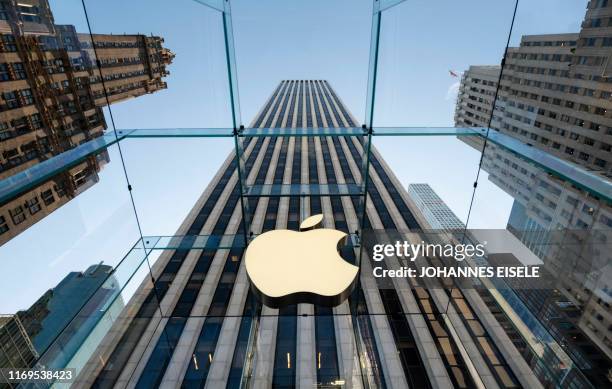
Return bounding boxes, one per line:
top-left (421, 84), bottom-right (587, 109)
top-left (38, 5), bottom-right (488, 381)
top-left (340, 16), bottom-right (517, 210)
top-left (455, 68), bottom-right (612, 384)
top-left (0, 263), bottom-right (122, 377)
top-left (407, 183), bottom-right (465, 231)
top-left (454, 5), bottom-right (612, 381)
top-left (454, 0), bottom-right (612, 175)
top-left (0, 314), bottom-right (38, 376)
top-left (0, 0), bottom-right (174, 245)
top-left (70, 80), bottom-right (557, 389)
top-left (453, 65), bottom-right (500, 130)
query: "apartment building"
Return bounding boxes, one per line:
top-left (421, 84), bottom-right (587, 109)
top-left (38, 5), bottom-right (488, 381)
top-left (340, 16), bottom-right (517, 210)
top-left (453, 4), bottom-right (612, 384)
top-left (0, 0), bottom-right (173, 245)
top-left (456, 1), bottom-right (612, 175)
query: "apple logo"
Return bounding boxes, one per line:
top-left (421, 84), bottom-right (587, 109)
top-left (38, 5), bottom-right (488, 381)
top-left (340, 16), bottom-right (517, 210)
top-left (245, 214), bottom-right (359, 308)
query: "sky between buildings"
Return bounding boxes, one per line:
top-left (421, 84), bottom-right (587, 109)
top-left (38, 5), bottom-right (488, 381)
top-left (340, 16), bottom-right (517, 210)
top-left (0, 0), bottom-right (587, 313)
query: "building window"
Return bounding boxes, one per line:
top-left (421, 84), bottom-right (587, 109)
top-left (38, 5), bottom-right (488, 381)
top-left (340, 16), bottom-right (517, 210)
top-left (19, 89), bottom-right (34, 105)
top-left (9, 206), bottom-right (25, 225)
top-left (11, 117), bottom-right (28, 133)
top-left (13, 63), bottom-right (26, 79)
top-left (0, 215), bottom-right (8, 234)
top-left (594, 158), bottom-right (606, 168)
top-left (30, 113), bottom-right (42, 129)
top-left (3, 91), bottom-right (19, 108)
top-left (0, 1), bottom-right (8, 21)
top-left (0, 63), bottom-right (9, 81)
top-left (1, 34), bottom-right (17, 52)
top-left (41, 189), bottom-right (55, 206)
top-left (25, 197), bottom-right (40, 215)
top-left (18, 5), bottom-right (41, 23)
top-left (0, 121), bottom-right (8, 140)
top-left (54, 184), bottom-right (66, 197)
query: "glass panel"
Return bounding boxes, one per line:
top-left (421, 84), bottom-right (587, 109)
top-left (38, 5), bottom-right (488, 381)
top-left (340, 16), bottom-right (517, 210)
top-left (463, 1), bottom-right (611, 386)
top-left (374, 0), bottom-right (516, 127)
top-left (32, 245), bottom-right (156, 375)
top-left (0, 133), bottom-right (121, 203)
top-left (0, 144), bottom-right (143, 362)
top-left (79, 0), bottom-right (232, 130)
top-left (371, 134), bottom-right (482, 231)
top-left (122, 128), bottom-right (234, 138)
top-left (118, 137), bottom-right (234, 237)
top-left (231, 2), bottom-right (369, 128)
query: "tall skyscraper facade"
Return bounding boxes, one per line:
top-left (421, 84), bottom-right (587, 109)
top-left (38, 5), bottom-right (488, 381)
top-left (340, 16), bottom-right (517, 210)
top-left (407, 184), bottom-right (465, 231)
top-left (0, 0), bottom-right (174, 245)
top-left (455, 1), bottom-right (612, 175)
top-left (66, 79), bottom-right (571, 389)
top-left (0, 263), bottom-right (122, 377)
top-left (454, 2), bottom-right (612, 382)
top-left (453, 65), bottom-right (500, 130)
top-left (0, 314), bottom-right (38, 378)
top-left (455, 64), bottom-right (612, 385)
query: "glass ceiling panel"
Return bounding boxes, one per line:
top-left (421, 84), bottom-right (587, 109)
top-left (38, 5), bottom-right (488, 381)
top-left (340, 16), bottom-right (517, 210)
top-left (0, 133), bottom-right (121, 204)
top-left (373, 0), bottom-right (517, 127)
top-left (79, 0), bottom-right (232, 130)
top-left (119, 128), bottom-right (234, 138)
top-left (142, 233), bottom-right (360, 251)
top-left (2, 128), bottom-right (608, 218)
top-left (231, 0), bottom-right (370, 128)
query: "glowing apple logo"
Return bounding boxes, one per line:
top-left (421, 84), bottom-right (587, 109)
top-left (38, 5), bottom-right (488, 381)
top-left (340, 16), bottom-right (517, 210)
top-left (245, 214), bottom-right (359, 308)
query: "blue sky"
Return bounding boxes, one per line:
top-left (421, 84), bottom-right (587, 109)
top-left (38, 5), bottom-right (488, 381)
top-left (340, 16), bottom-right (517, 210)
top-left (0, 0), bottom-right (587, 313)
